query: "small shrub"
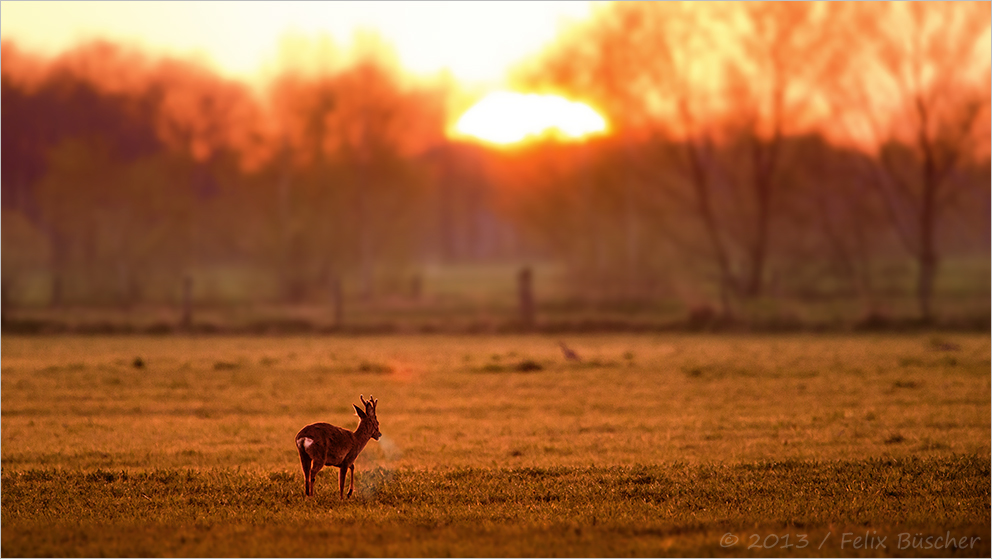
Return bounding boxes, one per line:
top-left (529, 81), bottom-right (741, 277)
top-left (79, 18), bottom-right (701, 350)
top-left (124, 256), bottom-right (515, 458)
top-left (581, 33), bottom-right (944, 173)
top-left (683, 366), bottom-right (704, 378)
top-left (898, 356), bottom-right (924, 367)
top-left (916, 438), bottom-right (951, 451)
top-left (514, 360), bottom-right (543, 372)
top-left (358, 361), bottom-right (391, 374)
top-left (928, 336), bottom-right (961, 351)
top-left (85, 469), bottom-right (118, 483)
top-left (268, 472), bottom-right (294, 483)
top-left (892, 380), bottom-right (920, 389)
top-left (884, 433), bottom-right (906, 444)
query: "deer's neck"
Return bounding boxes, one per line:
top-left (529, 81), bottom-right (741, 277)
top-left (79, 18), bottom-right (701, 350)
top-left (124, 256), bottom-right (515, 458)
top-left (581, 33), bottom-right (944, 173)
top-left (354, 418), bottom-right (374, 444)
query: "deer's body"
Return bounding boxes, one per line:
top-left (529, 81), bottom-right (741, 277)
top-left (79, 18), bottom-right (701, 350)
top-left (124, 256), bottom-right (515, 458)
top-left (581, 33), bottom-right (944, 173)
top-left (296, 395), bottom-right (380, 499)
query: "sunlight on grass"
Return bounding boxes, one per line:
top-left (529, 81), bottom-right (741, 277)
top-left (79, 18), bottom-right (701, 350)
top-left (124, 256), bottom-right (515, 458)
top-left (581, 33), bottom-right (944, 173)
top-left (1, 334), bottom-right (989, 556)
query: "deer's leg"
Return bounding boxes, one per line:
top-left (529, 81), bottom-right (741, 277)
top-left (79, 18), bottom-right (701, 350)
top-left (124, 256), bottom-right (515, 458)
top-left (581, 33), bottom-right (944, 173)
top-left (309, 462), bottom-right (323, 497)
top-left (338, 466), bottom-right (348, 500)
top-left (298, 447), bottom-right (313, 496)
top-left (347, 464), bottom-right (355, 498)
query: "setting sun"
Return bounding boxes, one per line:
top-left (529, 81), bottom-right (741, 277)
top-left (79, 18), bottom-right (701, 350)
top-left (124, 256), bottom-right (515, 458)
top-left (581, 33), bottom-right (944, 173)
top-left (453, 91), bottom-right (607, 145)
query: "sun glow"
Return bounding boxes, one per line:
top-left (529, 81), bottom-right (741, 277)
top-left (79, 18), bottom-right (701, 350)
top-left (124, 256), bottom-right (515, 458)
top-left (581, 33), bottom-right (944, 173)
top-left (454, 91), bottom-right (607, 145)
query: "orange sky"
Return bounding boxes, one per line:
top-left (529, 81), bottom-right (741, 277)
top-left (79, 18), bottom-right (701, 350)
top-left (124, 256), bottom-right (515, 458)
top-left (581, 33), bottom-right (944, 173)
top-left (0, 1), bottom-right (594, 89)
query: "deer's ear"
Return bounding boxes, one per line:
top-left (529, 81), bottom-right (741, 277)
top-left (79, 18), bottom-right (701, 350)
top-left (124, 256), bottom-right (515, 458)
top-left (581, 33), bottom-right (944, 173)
top-left (354, 404), bottom-right (368, 419)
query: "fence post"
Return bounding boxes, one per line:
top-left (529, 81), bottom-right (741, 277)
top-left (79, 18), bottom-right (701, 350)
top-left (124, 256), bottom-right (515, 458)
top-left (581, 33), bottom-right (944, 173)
top-left (518, 266), bottom-right (535, 329)
top-left (331, 276), bottom-right (343, 329)
top-left (181, 275), bottom-right (193, 330)
top-left (1, 281), bottom-right (8, 327)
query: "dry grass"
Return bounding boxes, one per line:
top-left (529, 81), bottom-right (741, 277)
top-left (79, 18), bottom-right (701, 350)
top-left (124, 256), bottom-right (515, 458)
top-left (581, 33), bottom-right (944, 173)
top-left (1, 333), bottom-right (989, 556)
top-left (2, 334), bottom-right (988, 470)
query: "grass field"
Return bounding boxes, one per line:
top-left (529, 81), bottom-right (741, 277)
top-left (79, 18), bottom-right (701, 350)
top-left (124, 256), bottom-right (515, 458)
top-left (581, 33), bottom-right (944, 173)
top-left (2, 333), bottom-right (990, 556)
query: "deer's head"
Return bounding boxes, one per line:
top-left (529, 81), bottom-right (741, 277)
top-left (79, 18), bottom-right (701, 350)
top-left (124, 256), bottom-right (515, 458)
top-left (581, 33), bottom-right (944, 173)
top-left (355, 395), bottom-right (381, 440)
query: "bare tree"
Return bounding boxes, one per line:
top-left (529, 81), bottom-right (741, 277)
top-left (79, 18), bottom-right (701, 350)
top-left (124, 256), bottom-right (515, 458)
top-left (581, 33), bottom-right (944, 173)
top-left (517, 2), bottom-right (849, 311)
top-left (833, 1), bottom-right (991, 320)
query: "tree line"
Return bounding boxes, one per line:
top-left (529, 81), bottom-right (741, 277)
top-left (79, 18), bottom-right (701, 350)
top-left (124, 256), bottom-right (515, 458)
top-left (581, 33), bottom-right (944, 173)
top-left (2, 2), bottom-right (988, 323)
top-left (508, 1), bottom-right (990, 320)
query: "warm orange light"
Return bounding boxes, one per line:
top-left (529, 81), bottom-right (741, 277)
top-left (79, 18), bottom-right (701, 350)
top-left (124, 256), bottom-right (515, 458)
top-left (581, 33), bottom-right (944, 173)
top-left (454, 91), bottom-right (607, 145)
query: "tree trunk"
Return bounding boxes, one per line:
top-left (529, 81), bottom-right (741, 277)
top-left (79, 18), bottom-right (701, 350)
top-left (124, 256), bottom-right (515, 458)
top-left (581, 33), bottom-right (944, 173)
top-left (918, 161), bottom-right (939, 323)
top-left (1, 280), bottom-right (9, 327)
top-left (623, 137), bottom-right (640, 296)
top-left (48, 230), bottom-right (67, 309)
top-left (917, 249), bottom-right (937, 323)
top-left (743, 137), bottom-right (779, 298)
top-left (916, 106), bottom-right (940, 323)
top-left (685, 141), bottom-right (735, 317)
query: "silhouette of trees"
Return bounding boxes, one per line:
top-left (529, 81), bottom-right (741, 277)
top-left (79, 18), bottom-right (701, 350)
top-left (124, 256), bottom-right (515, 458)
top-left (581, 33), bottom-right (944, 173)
top-left (2, 42), bottom-right (171, 305)
top-left (829, 1), bottom-right (991, 321)
top-left (264, 44), bottom-right (445, 301)
top-left (1, 4), bottom-right (987, 323)
top-left (514, 1), bottom-right (989, 317)
top-left (37, 139), bottom-right (193, 306)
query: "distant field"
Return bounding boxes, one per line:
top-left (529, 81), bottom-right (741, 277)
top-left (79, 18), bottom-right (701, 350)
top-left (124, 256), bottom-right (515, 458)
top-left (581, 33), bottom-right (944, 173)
top-left (3, 257), bottom-right (990, 333)
top-left (2, 334), bottom-right (990, 556)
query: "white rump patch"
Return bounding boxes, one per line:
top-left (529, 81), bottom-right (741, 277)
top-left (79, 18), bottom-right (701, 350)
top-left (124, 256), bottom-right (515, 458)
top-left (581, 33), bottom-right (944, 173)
top-left (297, 437), bottom-right (314, 451)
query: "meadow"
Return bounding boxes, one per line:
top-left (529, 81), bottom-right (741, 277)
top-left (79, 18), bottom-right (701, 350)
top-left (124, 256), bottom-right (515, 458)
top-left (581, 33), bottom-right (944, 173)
top-left (2, 333), bottom-right (990, 556)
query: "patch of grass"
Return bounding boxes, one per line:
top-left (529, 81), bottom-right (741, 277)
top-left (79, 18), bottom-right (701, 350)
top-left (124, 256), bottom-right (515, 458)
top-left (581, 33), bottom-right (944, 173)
top-left (899, 356), bottom-right (925, 367)
top-left (917, 438), bottom-right (952, 452)
top-left (514, 359), bottom-right (543, 372)
top-left (885, 433), bottom-right (907, 445)
top-left (575, 358), bottom-right (620, 369)
top-left (2, 334), bottom-right (988, 471)
top-left (928, 336), bottom-right (962, 351)
top-left (1, 456), bottom-right (988, 557)
top-left (679, 362), bottom-right (753, 379)
top-left (357, 360), bottom-right (391, 374)
top-left (893, 380), bottom-right (921, 389)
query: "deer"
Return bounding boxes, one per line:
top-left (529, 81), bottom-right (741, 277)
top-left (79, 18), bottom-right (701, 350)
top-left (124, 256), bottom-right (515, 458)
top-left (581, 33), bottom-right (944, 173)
top-left (295, 395), bottom-right (381, 499)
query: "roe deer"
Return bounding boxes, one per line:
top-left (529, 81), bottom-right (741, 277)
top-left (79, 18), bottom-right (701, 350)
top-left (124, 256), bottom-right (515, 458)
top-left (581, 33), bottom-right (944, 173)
top-left (295, 395), bottom-right (381, 499)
